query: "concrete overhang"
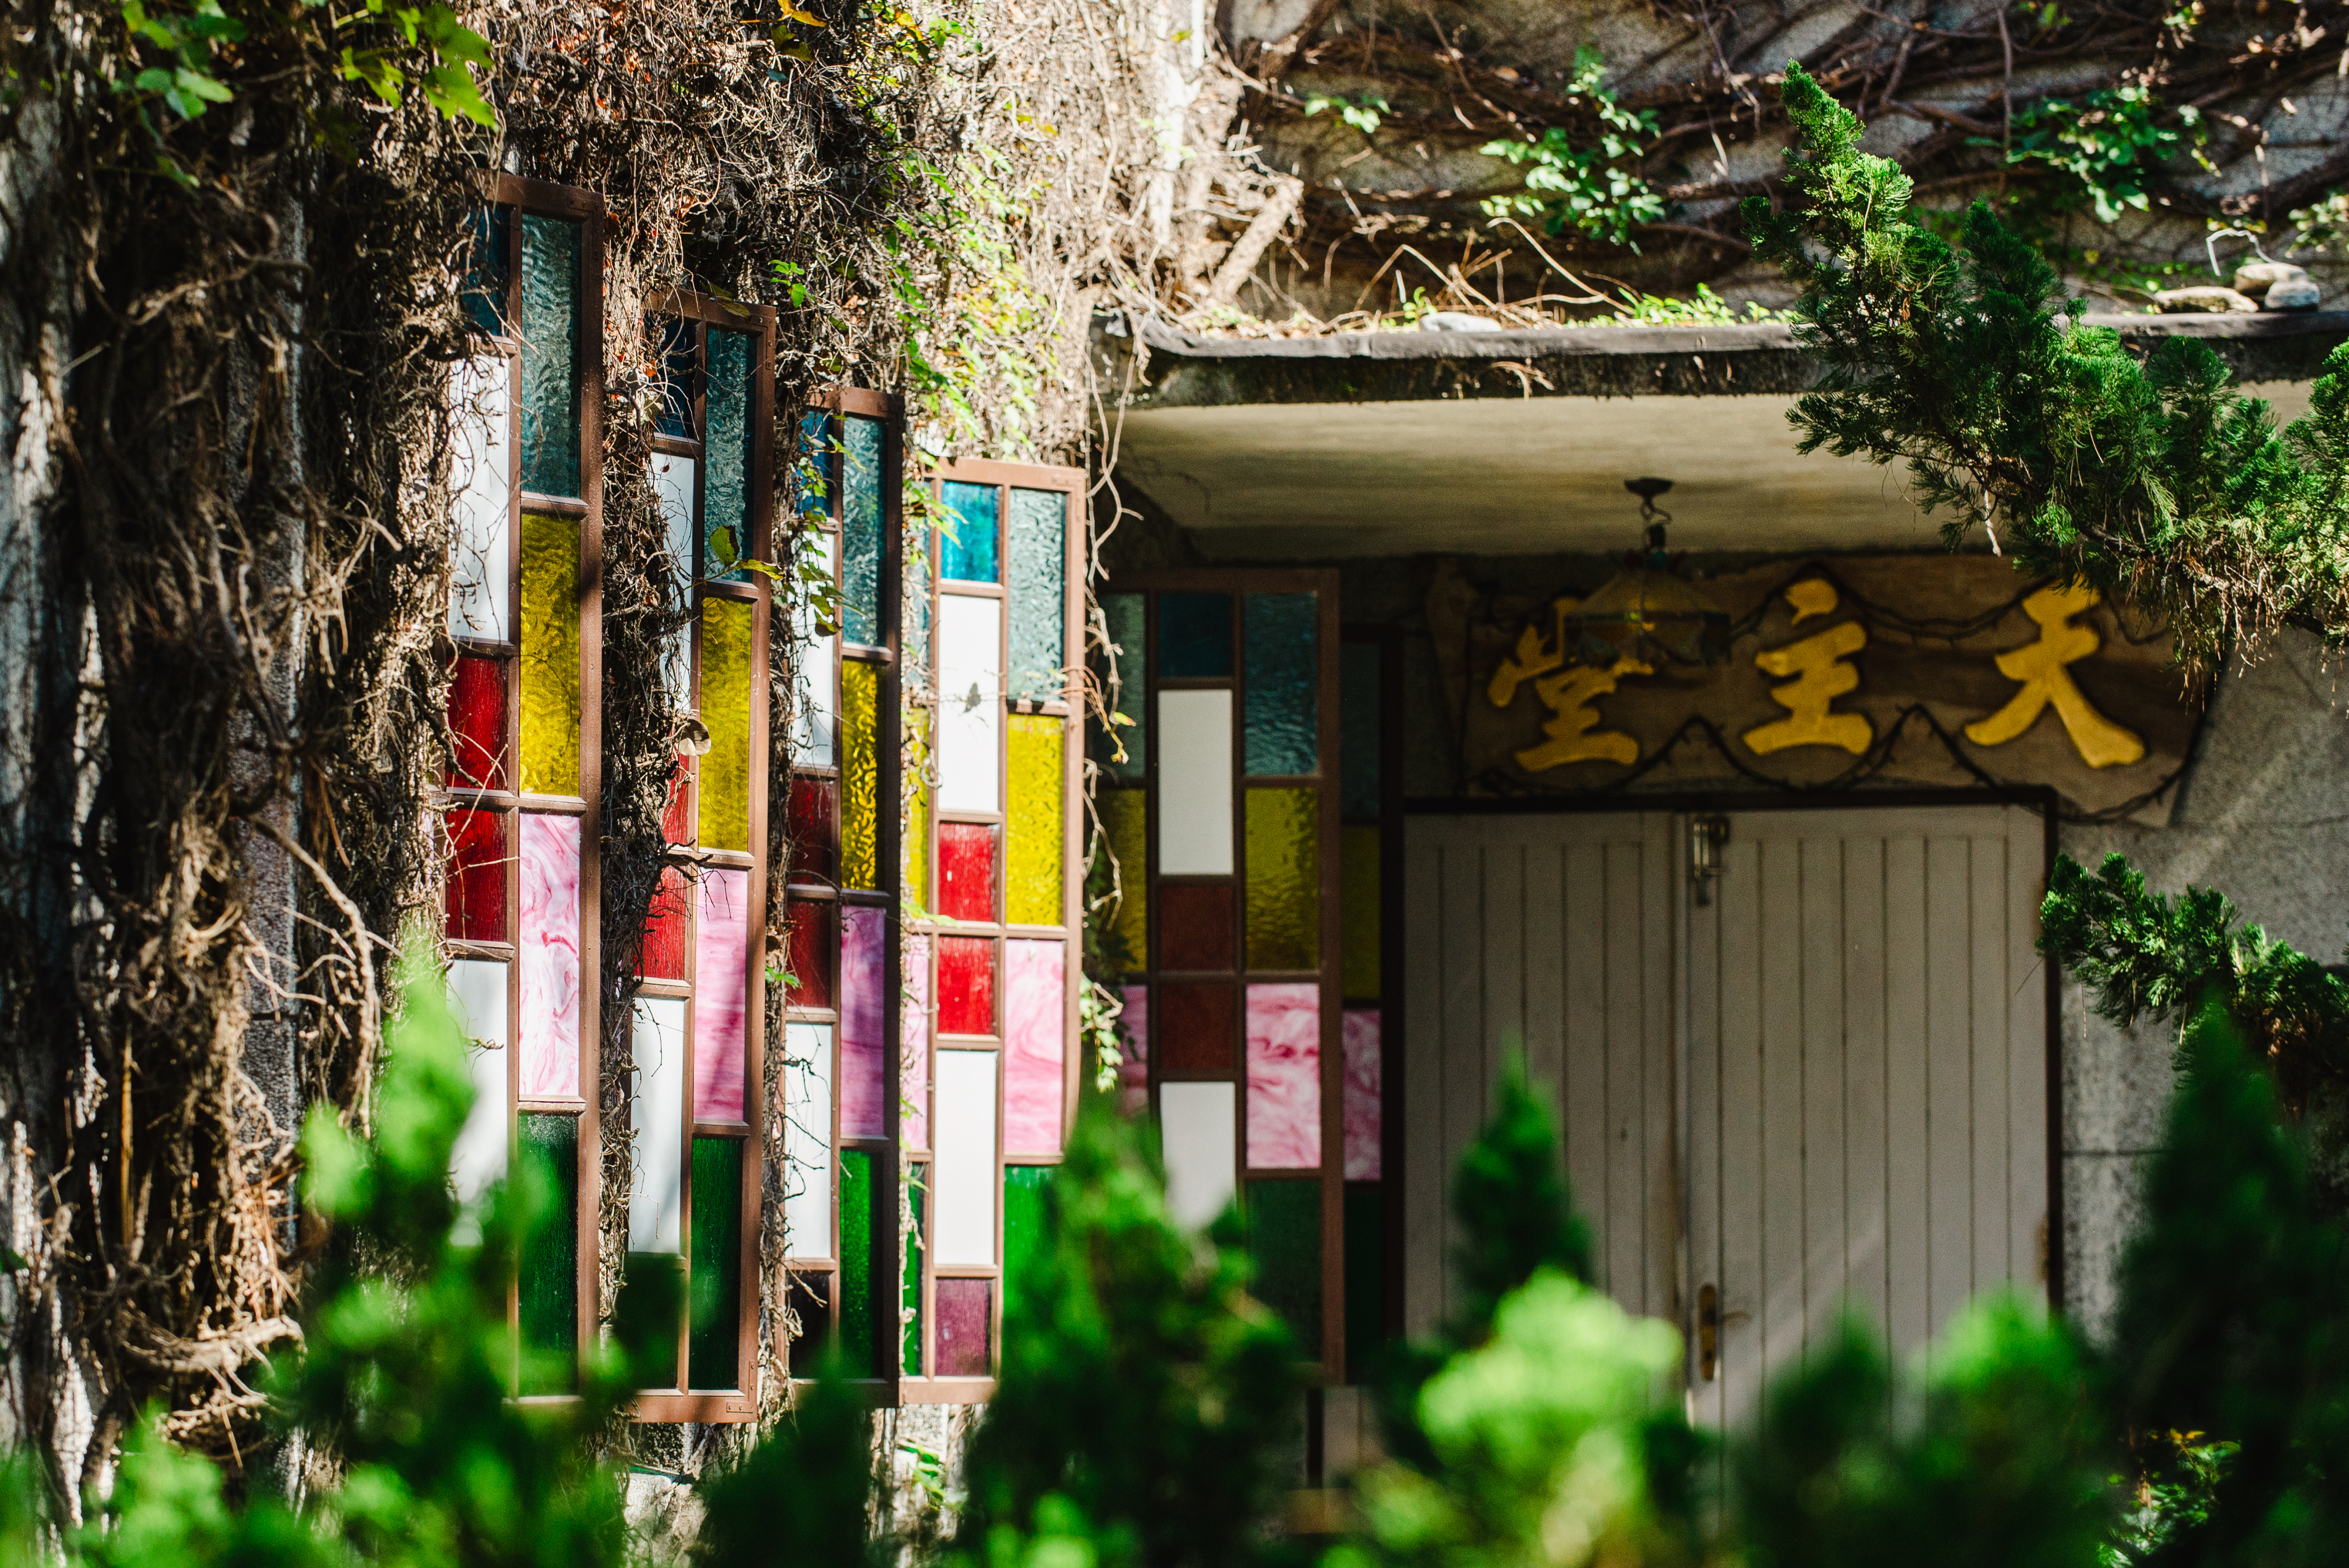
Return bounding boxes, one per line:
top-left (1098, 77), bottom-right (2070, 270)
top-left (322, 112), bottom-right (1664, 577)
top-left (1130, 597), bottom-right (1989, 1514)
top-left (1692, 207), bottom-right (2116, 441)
top-left (1105, 312), bottom-right (2349, 560)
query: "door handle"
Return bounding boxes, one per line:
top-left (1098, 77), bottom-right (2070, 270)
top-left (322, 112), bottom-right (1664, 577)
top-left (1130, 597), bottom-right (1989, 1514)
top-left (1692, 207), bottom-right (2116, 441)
top-left (1697, 1284), bottom-right (1720, 1382)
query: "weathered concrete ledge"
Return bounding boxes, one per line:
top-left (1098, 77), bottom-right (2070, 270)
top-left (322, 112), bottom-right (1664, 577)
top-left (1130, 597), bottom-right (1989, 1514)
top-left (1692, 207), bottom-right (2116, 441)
top-left (1114, 309), bottom-right (2349, 408)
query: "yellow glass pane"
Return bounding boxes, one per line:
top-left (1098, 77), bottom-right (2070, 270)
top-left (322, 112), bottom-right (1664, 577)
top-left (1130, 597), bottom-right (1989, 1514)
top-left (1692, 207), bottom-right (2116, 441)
top-left (518, 513), bottom-right (580, 795)
top-left (1244, 788), bottom-right (1319, 972)
top-left (697, 597), bottom-right (754, 852)
top-left (1101, 787), bottom-right (1147, 972)
top-left (1005, 714), bottom-right (1065, 927)
top-left (1342, 825), bottom-right (1381, 1000)
top-left (841, 659), bottom-right (879, 890)
top-left (906, 708), bottom-right (931, 913)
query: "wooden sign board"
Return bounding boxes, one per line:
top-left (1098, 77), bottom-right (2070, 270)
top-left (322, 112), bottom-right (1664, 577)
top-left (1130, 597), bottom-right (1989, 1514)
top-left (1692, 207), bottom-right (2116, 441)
top-left (1427, 555), bottom-right (2205, 824)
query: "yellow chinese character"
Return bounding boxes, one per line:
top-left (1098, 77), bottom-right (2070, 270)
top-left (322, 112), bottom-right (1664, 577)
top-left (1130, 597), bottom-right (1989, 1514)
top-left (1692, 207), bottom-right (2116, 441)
top-left (1487, 598), bottom-right (1578, 708)
top-left (1743, 579), bottom-right (1872, 756)
top-left (1515, 655), bottom-right (1652, 770)
top-left (1964, 582), bottom-right (2144, 768)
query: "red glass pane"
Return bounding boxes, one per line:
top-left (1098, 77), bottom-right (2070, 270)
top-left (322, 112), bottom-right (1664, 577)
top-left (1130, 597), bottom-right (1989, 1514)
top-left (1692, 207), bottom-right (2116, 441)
top-left (786, 899), bottom-right (835, 1009)
top-left (937, 936), bottom-right (996, 1036)
top-left (1158, 883), bottom-right (1233, 971)
top-left (445, 805), bottom-right (509, 941)
top-left (938, 822), bottom-right (997, 923)
top-left (933, 1277), bottom-right (993, 1377)
top-left (447, 652), bottom-right (509, 790)
top-left (1158, 981), bottom-right (1234, 1071)
top-left (788, 776), bottom-right (837, 883)
top-left (642, 864), bottom-right (689, 981)
top-left (662, 754), bottom-right (694, 847)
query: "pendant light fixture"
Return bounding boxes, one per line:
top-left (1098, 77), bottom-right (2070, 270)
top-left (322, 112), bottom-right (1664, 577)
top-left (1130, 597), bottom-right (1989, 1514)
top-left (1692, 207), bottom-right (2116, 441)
top-left (1564, 478), bottom-right (1731, 667)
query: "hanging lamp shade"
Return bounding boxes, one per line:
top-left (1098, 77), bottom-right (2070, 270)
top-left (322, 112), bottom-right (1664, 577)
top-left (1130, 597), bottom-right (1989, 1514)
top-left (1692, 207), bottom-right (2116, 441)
top-left (1565, 479), bottom-right (1731, 667)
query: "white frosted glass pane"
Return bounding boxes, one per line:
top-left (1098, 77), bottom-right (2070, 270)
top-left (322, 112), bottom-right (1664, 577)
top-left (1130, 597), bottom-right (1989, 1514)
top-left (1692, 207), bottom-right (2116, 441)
top-left (784, 1022), bottom-right (834, 1260)
top-left (448, 356), bottom-right (513, 642)
top-left (939, 594), bottom-right (1002, 813)
top-left (628, 997), bottom-right (686, 1256)
top-left (793, 535), bottom-right (837, 766)
top-left (446, 959), bottom-right (509, 1227)
top-left (1159, 1080), bottom-right (1237, 1230)
top-left (650, 452), bottom-right (697, 703)
top-left (1157, 690), bottom-right (1233, 875)
top-left (934, 1049), bottom-right (999, 1266)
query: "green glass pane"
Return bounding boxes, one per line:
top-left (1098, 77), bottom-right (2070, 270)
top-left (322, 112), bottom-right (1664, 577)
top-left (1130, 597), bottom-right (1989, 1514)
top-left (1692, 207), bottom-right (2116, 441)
top-left (1158, 591), bottom-right (1231, 678)
top-left (839, 1147), bottom-right (877, 1378)
top-left (1340, 640), bottom-right (1382, 819)
top-left (1003, 1163), bottom-right (1052, 1324)
top-left (1101, 788), bottom-right (1147, 974)
top-left (940, 481), bottom-right (999, 584)
top-left (841, 660), bottom-right (880, 889)
top-left (1244, 593), bottom-right (1317, 776)
top-left (689, 1136), bottom-right (744, 1388)
top-left (622, 1253), bottom-right (682, 1391)
top-left (706, 329), bottom-right (752, 581)
top-left (518, 514), bottom-right (580, 796)
top-left (518, 1112), bottom-right (579, 1395)
top-left (1343, 1184), bottom-right (1384, 1382)
top-left (843, 416), bottom-right (885, 645)
top-left (698, 597), bottom-right (754, 851)
top-left (1007, 488), bottom-right (1065, 703)
top-left (1247, 1178), bottom-right (1321, 1357)
top-left (518, 215), bottom-right (579, 498)
top-left (1244, 788), bottom-right (1319, 971)
top-left (1341, 826), bottom-right (1381, 1001)
top-left (904, 1164), bottom-right (927, 1376)
top-left (1005, 714), bottom-right (1064, 927)
top-left (1096, 593), bottom-right (1145, 781)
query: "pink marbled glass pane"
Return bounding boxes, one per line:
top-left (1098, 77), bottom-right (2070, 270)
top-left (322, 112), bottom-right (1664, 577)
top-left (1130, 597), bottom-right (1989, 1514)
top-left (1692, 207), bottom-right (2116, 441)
top-left (517, 813), bottom-right (580, 1099)
top-left (1003, 939), bottom-right (1065, 1157)
top-left (693, 868), bottom-right (750, 1122)
top-left (840, 904), bottom-right (886, 1140)
top-left (1343, 1007), bottom-right (1382, 1180)
top-left (903, 934), bottom-right (932, 1150)
top-left (1118, 984), bottom-right (1149, 1118)
top-left (1245, 982), bottom-right (1319, 1170)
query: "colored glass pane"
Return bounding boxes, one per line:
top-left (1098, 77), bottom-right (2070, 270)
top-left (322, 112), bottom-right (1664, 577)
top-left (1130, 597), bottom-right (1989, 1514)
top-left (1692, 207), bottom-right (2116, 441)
top-left (518, 1112), bottom-right (579, 1394)
top-left (641, 864), bottom-right (689, 981)
top-left (793, 532), bottom-right (836, 766)
top-left (1005, 714), bottom-right (1064, 927)
top-left (937, 936), bottom-right (995, 1035)
top-left (518, 215), bottom-right (579, 498)
top-left (1158, 592), bottom-right (1232, 678)
top-left (1095, 592), bottom-right (1146, 780)
top-left (1343, 1008), bottom-right (1381, 1181)
top-left (933, 1050), bottom-right (997, 1266)
top-left (1244, 788), bottom-right (1319, 971)
top-left (1158, 691), bottom-right (1233, 876)
top-left (1343, 1184), bottom-right (1384, 1381)
top-left (782, 1023), bottom-right (833, 1259)
top-left (650, 314), bottom-right (694, 439)
top-left (1245, 1178), bottom-right (1321, 1356)
top-left (445, 805), bottom-right (508, 942)
top-left (517, 514), bottom-right (581, 795)
top-left (704, 329), bottom-right (752, 581)
top-left (1002, 1163), bottom-right (1051, 1323)
top-left (448, 355), bottom-right (512, 642)
top-left (1159, 1082), bottom-right (1236, 1229)
top-left (903, 1164), bottom-right (926, 1376)
top-left (938, 595), bottom-right (1001, 813)
top-left (788, 776), bottom-right (837, 884)
top-left (839, 905), bottom-right (886, 1140)
top-left (662, 754), bottom-right (694, 847)
top-left (1340, 640), bottom-right (1382, 819)
top-left (517, 813), bottom-right (582, 1099)
top-left (840, 660), bottom-right (880, 889)
top-left (903, 934), bottom-right (932, 1149)
top-left (1006, 487), bottom-right (1065, 702)
top-left (697, 596), bottom-right (754, 852)
top-left (792, 411), bottom-right (832, 526)
top-left (623, 1253), bottom-right (681, 1392)
top-left (940, 480), bottom-right (1000, 584)
top-left (651, 451), bottom-right (696, 699)
top-left (1116, 984), bottom-right (1149, 1117)
top-left (1158, 883), bottom-right (1233, 972)
top-left (461, 206), bottom-right (508, 336)
top-left (628, 997), bottom-right (686, 1256)
top-left (1100, 788), bottom-right (1147, 971)
top-left (1245, 983), bottom-right (1319, 1170)
top-left (1341, 825), bottom-right (1381, 1000)
top-left (938, 822), bottom-right (996, 923)
top-left (905, 709), bottom-right (930, 912)
top-left (688, 1135), bottom-right (744, 1387)
top-left (837, 1145), bottom-right (877, 1379)
top-left (694, 868), bottom-right (751, 1122)
top-left (786, 1271), bottom-right (831, 1376)
top-left (1244, 593), bottom-right (1318, 776)
top-left (841, 415), bottom-right (884, 645)
top-left (1158, 981), bottom-right (1233, 1072)
top-left (907, 517), bottom-right (931, 674)
top-left (1003, 940), bottom-right (1065, 1157)
top-left (934, 1277), bottom-right (992, 1378)
top-left (784, 899), bottom-right (834, 1009)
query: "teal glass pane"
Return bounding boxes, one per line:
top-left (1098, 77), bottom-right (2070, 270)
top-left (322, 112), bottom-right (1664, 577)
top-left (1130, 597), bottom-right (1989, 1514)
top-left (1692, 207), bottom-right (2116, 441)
top-left (839, 1146), bottom-right (878, 1377)
top-left (842, 416), bottom-right (885, 645)
top-left (1244, 593), bottom-right (1317, 776)
top-left (688, 1136), bottom-right (744, 1388)
top-left (650, 316), bottom-right (694, 439)
top-left (1007, 488), bottom-right (1066, 703)
top-left (941, 481), bottom-right (1000, 584)
top-left (1159, 591), bottom-right (1231, 678)
top-left (1340, 640), bottom-right (1382, 819)
top-left (1344, 1183), bottom-right (1384, 1382)
top-left (462, 206), bottom-right (508, 336)
top-left (904, 1164), bottom-right (927, 1376)
top-left (518, 1112), bottom-right (579, 1395)
top-left (705, 329), bottom-right (752, 582)
top-left (1246, 1178), bottom-right (1322, 1357)
top-left (1002, 1163), bottom-right (1053, 1323)
top-left (518, 215), bottom-right (580, 498)
top-left (793, 412), bottom-right (833, 528)
top-left (1095, 593), bottom-right (1146, 780)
